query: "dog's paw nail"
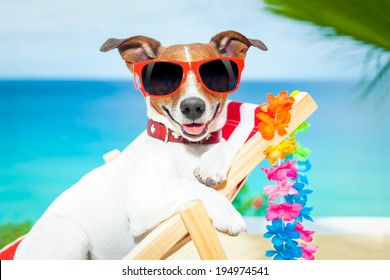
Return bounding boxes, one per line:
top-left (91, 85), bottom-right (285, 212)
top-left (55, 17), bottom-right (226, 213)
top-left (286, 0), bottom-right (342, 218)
top-left (205, 178), bottom-right (217, 188)
top-left (193, 167), bottom-right (225, 187)
top-left (193, 167), bottom-right (200, 176)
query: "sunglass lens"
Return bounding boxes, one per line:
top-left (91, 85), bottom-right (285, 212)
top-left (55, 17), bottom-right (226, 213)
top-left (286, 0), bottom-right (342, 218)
top-left (141, 62), bottom-right (183, 96)
top-left (199, 59), bottom-right (239, 93)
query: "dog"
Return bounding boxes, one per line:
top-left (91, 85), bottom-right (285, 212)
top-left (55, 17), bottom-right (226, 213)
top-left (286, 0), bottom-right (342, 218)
top-left (14, 30), bottom-right (267, 259)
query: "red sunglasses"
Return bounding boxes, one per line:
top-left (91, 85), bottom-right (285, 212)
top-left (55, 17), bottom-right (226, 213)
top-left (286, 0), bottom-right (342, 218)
top-left (132, 57), bottom-right (245, 97)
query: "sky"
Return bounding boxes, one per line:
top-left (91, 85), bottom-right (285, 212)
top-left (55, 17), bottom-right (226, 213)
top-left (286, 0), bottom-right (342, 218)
top-left (0, 0), bottom-right (368, 81)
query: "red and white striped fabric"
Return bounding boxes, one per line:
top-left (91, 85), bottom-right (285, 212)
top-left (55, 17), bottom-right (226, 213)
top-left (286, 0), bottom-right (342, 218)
top-left (0, 100), bottom-right (261, 260)
top-left (222, 100), bottom-right (261, 147)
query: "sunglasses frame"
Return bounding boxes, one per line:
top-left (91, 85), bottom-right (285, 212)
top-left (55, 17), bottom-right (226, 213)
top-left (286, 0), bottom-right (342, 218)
top-left (132, 57), bottom-right (245, 98)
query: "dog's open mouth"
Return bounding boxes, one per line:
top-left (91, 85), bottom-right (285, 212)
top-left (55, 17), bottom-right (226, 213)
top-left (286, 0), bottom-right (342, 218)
top-left (181, 123), bottom-right (207, 136)
top-left (162, 103), bottom-right (221, 141)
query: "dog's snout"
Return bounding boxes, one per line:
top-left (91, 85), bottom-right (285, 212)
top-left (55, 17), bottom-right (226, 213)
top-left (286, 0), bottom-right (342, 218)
top-left (180, 97), bottom-right (206, 120)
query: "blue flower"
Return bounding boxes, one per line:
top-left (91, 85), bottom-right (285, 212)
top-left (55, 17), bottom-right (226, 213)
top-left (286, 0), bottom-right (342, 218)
top-left (266, 241), bottom-right (303, 260)
top-left (264, 219), bottom-right (300, 246)
top-left (297, 160), bottom-right (311, 184)
top-left (296, 206), bottom-right (314, 222)
top-left (285, 182), bottom-right (313, 206)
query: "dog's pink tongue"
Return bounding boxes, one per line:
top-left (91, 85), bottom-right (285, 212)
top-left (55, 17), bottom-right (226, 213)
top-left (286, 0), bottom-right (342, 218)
top-left (182, 123), bottom-right (206, 135)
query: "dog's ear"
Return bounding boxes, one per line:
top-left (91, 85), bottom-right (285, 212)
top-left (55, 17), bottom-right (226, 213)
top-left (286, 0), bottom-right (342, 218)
top-left (210, 30), bottom-right (267, 59)
top-left (100, 36), bottom-right (162, 71)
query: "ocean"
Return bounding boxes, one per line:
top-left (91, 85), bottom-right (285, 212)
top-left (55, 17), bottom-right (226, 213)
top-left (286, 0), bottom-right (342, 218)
top-left (0, 79), bottom-right (389, 224)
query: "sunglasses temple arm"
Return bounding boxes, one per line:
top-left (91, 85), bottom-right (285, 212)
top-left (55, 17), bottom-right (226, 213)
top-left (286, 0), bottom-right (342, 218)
top-left (133, 63), bottom-right (156, 93)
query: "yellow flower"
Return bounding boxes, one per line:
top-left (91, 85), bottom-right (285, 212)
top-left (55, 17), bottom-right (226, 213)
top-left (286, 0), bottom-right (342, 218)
top-left (264, 137), bottom-right (297, 165)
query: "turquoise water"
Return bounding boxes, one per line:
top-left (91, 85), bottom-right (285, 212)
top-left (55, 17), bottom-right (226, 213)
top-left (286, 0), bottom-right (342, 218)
top-left (0, 79), bottom-right (389, 223)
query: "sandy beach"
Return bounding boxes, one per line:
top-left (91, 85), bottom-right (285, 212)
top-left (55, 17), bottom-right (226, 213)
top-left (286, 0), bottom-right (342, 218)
top-left (168, 217), bottom-right (390, 260)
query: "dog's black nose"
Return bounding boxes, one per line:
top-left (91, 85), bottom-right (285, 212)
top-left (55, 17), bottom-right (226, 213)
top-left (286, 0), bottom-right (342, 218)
top-left (180, 97), bottom-right (206, 120)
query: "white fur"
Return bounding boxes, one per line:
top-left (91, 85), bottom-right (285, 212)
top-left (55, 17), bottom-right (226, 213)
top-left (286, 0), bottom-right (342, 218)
top-left (14, 134), bottom-right (245, 260)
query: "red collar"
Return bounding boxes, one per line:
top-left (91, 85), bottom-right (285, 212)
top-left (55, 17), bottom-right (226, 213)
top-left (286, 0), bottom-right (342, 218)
top-left (147, 119), bottom-right (221, 144)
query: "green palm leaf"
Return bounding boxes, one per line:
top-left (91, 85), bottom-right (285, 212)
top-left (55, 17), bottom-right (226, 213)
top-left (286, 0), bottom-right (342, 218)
top-left (262, 0), bottom-right (390, 99)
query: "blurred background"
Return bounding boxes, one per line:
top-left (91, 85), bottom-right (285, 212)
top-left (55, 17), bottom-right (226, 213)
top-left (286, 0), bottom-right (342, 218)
top-left (0, 0), bottom-right (389, 257)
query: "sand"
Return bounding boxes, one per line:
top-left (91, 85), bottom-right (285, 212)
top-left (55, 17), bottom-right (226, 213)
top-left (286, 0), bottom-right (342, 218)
top-left (168, 233), bottom-right (390, 260)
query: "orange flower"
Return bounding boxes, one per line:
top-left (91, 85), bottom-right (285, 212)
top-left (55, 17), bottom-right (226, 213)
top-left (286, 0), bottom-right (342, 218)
top-left (257, 91), bottom-right (295, 140)
top-left (257, 109), bottom-right (291, 140)
top-left (274, 109), bottom-right (291, 136)
top-left (252, 197), bottom-right (264, 210)
top-left (257, 112), bottom-right (275, 140)
top-left (264, 137), bottom-right (297, 165)
top-left (260, 91), bottom-right (295, 117)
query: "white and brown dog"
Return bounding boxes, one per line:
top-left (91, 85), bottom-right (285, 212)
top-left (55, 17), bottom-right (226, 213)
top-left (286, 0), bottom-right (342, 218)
top-left (15, 30), bottom-right (267, 259)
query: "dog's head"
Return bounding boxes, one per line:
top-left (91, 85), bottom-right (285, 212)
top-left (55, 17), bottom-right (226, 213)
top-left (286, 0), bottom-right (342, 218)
top-left (101, 30), bottom-right (267, 142)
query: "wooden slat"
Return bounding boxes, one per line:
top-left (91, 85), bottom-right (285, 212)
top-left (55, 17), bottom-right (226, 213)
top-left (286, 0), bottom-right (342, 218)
top-left (123, 212), bottom-right (188, 260)
top-left (102, 149), bottom-right (121, 163)
top-left (179, 201), bottom-right (227, 260)
top-left (162, 234), bottom-right (192, 259)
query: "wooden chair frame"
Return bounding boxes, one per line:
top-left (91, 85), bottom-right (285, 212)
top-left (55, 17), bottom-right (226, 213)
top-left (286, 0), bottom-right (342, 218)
top-left (105, 92), bottom-right (318, 260)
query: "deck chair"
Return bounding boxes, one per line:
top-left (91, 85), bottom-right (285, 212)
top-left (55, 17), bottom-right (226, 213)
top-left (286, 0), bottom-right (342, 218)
top-left (105, 91), bottom-right (318, 260)
top-left (0, 92), bottom-right (317, 260)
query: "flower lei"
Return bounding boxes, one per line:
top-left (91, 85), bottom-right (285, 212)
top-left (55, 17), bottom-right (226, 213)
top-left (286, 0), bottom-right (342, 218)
top-left (257, 90), bottom-right (318, 260)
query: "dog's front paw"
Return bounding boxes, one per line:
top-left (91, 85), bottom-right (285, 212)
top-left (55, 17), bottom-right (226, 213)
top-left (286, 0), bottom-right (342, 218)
top-left (194, 140), bottom-right (236, 188)
top-left (194, 164), bottom-right (227, 188)
top-left (205, 195), bottom-right (247, 236)
top-left (214, 207), bottom-right (247, 236)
